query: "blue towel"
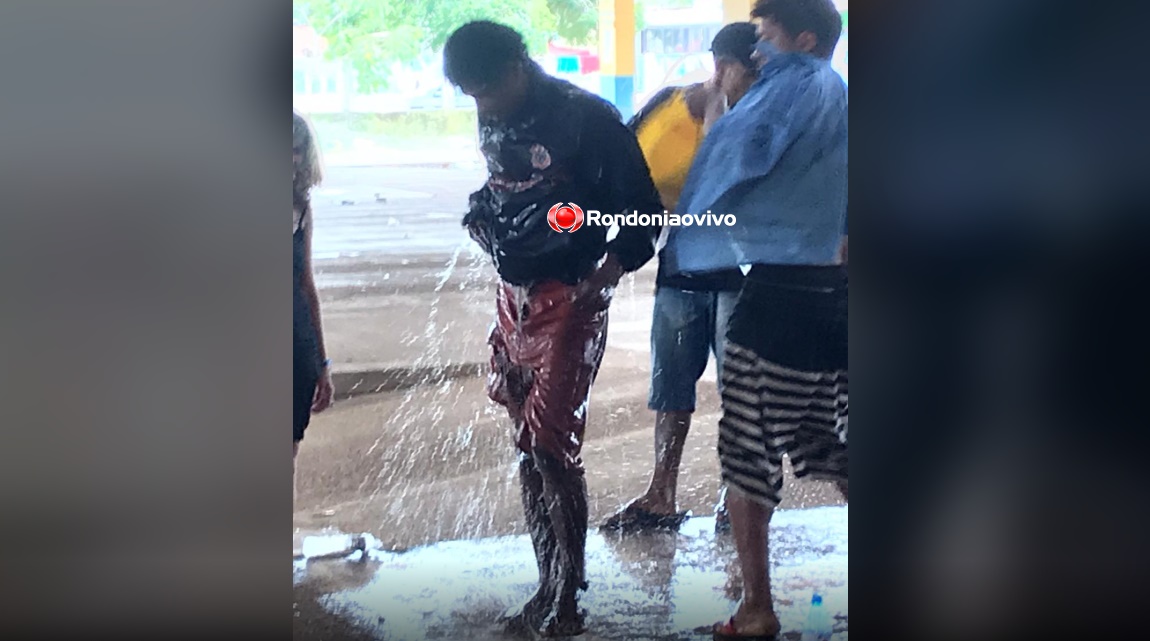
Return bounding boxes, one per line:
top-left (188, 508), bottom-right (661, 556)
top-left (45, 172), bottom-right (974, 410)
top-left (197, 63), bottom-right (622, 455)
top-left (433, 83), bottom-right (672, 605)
top-left (663, 52), bottom-right (848, 277)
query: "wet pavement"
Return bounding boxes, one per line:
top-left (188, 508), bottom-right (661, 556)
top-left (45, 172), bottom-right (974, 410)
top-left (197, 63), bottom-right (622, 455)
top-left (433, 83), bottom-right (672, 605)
top-left (293, 366), bottom-right (847, 553)
top-left (310, 165), bottom-right (486, 262)
top-left (296, 163), bottom-right (848, 639)
top-left (294, 509), bottom-right (847, 640)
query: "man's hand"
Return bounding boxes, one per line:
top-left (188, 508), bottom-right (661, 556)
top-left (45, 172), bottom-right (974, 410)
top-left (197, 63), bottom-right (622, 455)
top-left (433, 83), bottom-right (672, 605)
top-left (683, 82), bottom-right (710, 120)
top-left (702, 90), bottom-right (728, 135)
top-left (570, 254), bottom-right (625, 313)
top-left (685, 81), bottom-right (727, 134)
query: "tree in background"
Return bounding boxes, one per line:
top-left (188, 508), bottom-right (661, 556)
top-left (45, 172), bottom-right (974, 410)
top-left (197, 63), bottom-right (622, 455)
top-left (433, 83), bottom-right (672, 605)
top-left (548, 0), bottom-right (599, 44)
top-left (296, 0), bottom-right (582, 92)
top-left (294, 0), bottom-right (689, 91)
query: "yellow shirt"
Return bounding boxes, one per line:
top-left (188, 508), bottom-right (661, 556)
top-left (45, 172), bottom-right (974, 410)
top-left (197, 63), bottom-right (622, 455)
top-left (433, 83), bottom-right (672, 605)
top-left (632, 89), bottom-right (705, 212)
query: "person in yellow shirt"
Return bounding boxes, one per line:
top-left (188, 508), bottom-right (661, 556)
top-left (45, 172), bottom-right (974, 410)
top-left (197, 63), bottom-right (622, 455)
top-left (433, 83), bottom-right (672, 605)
top-left (628, 82), bottom-right (706, 211)
top-left (604, 22), bottom-right (760, 532)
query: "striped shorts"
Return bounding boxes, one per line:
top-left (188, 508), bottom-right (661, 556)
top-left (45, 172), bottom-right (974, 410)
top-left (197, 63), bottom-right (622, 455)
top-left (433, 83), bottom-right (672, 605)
top-left (717, 267), bottom-right (848, 508)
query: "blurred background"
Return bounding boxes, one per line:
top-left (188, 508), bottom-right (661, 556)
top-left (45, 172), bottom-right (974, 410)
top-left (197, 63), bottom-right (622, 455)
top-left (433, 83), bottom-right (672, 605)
top-left (292, 0), bottom-right (847, 168)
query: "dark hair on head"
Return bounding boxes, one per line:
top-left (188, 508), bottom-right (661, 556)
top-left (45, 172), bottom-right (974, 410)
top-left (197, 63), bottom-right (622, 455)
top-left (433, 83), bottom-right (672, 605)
top-left (443, 21), bottom-right (529, 90)
top-left (751, 0), bottom-right (843, 59)
top-left (710, 22), bottom-right (759, 69)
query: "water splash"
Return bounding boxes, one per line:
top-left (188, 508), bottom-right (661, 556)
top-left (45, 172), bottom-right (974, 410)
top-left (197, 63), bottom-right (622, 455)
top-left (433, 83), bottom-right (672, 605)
top-left (348, 243), bottom-right (524, 547)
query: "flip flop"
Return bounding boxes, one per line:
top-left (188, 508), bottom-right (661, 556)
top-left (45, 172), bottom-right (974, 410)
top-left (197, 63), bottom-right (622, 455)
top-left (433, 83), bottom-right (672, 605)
top-left (711, 617), bottom-right (779, 641)
top-left (601, 507), bottom-right (689, 531)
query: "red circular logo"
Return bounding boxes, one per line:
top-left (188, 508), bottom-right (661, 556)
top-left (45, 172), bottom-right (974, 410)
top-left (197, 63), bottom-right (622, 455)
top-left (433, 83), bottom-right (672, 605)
top-left (547, 202), bottom-right (584, 233)
top-left (555, 206), bottom-right (577, 228)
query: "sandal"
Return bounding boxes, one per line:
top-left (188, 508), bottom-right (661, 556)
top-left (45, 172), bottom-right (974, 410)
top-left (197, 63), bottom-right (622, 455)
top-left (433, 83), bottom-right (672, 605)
top-left (712, 617), bottom-right (779, 641)
top-left (601, 507), bottom-right (688, 531)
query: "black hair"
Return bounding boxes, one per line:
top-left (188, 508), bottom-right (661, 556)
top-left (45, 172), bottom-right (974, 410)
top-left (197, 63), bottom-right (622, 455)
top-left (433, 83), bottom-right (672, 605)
top-left (751, 0), bottom-right (843, 59)
top-left (443, 21), bottom-right (529, 90)
top-left (710, 22), bottom-right (759, 69)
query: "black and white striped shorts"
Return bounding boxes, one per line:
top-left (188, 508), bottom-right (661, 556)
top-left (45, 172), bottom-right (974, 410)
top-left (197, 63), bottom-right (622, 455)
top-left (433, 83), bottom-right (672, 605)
top-left (717, 267), bottom-right (848, 508)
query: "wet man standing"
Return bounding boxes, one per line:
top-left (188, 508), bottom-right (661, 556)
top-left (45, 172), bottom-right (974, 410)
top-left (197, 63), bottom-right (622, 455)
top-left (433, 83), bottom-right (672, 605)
top-left (660, 1), bottom-right (848, 638)
top-left (443, 21), bottom-right (663, 637)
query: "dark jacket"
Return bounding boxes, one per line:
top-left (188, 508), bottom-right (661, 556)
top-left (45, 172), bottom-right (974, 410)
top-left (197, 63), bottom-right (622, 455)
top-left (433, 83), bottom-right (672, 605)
top-left (463, 64), bottom-right (664, 286)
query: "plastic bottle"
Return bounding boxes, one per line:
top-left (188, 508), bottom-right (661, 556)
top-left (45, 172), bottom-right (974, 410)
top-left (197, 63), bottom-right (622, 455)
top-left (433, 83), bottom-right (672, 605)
top-left (800, 592), bottom-right (833, 640)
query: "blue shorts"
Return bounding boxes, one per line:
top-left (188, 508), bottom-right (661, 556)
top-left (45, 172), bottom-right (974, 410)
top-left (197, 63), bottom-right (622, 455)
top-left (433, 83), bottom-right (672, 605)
top-left (648, 286), bottom-right (739, 412)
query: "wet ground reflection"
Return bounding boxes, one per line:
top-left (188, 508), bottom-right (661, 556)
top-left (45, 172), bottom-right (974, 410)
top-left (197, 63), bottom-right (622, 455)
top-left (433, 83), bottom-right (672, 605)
top-left (295, 506), bottom-right (847, 640)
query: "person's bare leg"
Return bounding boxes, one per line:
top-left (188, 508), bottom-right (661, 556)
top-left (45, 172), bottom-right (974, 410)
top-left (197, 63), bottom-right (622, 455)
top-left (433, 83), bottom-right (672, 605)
top-left (535, 449), bottom-right (588, 636)
top-left (725, 488), bottom-right (781, 636)
top-left (607, 410), bottom-right (691, 524)
top-left (502, 452), bottom-right (558, 634)
top-left (642, 410), bottom-right (691, 510)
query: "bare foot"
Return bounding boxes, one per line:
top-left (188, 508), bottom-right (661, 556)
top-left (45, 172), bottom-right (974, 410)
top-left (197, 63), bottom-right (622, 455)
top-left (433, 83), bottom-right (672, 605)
top-left (716, 603), bottom-right (780, 638)
top-left (501, 587), bottom-right (554, 635)
top-left (601, 495), bottom-right (683, 530)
